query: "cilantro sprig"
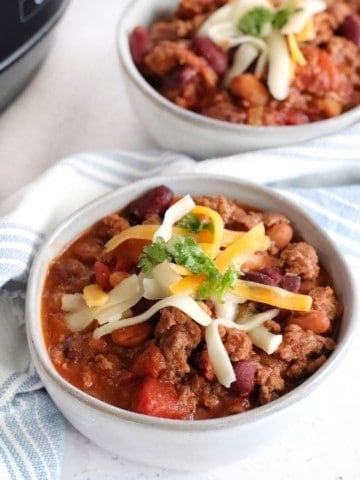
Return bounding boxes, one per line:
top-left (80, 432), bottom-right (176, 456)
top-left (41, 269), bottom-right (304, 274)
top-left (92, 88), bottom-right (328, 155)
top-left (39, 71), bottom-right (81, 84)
top-left (177, 213), bottom-right (211, 234)
top-left (238, 5), bottom-right (302, 37)
top-left (138, 234), bottom-right (237, 301)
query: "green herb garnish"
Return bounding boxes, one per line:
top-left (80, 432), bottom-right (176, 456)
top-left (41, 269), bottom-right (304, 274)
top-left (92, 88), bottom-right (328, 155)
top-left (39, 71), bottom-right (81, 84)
top-left (197, 264), bottom-right (238, 302)
top-left (138, 234), bottom-right (238, 301)
top-left (177, 213), bottom-right (210, 234)
top-left (272, 7), bottom-right (302, 29)
top-left (238, 6), bottom-right (273, 37)
top-left (238, 5), bottom-right (303, 37)
top-left (138, 237), bottom-right (172, 273)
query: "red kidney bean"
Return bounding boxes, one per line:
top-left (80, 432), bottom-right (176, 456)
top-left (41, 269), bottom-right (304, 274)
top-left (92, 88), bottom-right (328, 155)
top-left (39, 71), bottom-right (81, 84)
top-left (164, 67), bottom-right (197, 89)
top-left (339, 13), bottom-right (360, 48)
top-left (192, 36), bottom-right (228, 76)
top-left (130, 26), bottom-right (151, 67)
top-left (62, 336), bottom-right (82, 363)
top-left (243, 271), bottom-right (277, 286)
top-left (279, 275), bottom-right (301, 293)
top-left (125, 185), bottom-right (174, 221)
top-left (260, 267), bottom-right (282, 284)
top-left (231, 360), bottom-right (258, 395)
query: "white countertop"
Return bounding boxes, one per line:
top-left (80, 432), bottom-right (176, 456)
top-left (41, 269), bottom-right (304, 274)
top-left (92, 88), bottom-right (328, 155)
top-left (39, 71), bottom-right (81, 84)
top-left (0, 1), bottom-right (359, 478)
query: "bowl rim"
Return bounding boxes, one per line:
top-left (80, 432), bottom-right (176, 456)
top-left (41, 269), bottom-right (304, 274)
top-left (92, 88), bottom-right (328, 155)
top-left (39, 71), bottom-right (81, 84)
top-left (26, 173), bottom-right (359, 432)
top-left (116, 0), bottom-right (360, 134)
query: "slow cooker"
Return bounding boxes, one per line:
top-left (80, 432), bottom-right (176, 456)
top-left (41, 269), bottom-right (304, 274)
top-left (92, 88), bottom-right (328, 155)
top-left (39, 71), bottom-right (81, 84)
top-left (0, 0), bottom-right (70, 110)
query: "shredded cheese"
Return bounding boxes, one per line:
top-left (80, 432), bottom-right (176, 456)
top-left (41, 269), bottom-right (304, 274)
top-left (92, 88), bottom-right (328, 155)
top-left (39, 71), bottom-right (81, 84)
top-left (83, 284), bottom-right (109, 307)
top-left (93, 294), bottom-right (213, 338)
top-left (215, 222), bottom-right (269, 273)
top-left (206, 319), bottom-right (236, 388)
top-left (287, 33), bottom-right (307, 66)
top-left (154, 195), bottom-right (195, 242)
top-left (231, 279), bottom-right (312, 311)
top-left (191, 205), bottom-right (224, 258)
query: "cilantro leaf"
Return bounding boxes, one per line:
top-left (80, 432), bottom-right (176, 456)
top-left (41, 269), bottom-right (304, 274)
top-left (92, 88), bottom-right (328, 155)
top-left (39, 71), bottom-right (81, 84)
top-left (272, 7), bottom-right (302, 29)
top-left (138, 237), bottom-right (171, 273)
top-left (167, 235), bottom-right (218, 278)
top-left (238, 7), bottom-right (273, 37)
top-left (138, 234), bottom-right (238, 301)
top-left (177, 213), bottom-right (210, 234)
top-left (197, 265), bottom-right (238, 302)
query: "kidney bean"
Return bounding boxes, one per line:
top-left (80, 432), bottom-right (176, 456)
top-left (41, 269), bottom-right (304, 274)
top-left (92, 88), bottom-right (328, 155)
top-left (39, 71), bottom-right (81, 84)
top-left (267, 223), bottom-right (293, 251)
top-left (287, 310), bottom-right (330, 334)
top-left (94, 261), bottom-right (111, 291)
top-left (125, 185), bottom-right (174, 221)
top-left (130, 26), bottom-right (151, 66)
top-left (260, 267), bottom-right (282, 284)
top-left (164, 66), bottom-right (197, 89)
top-left (339, 13), bottom-right (360, 48)
top-left (230, 360), bottom-right (258, 395)
top-left (192, 36), bottom-right (228, 76)
top-left (62, 336), bottom-right (82, 363)
top-left (230, 74), bottom-right (270, 106)
top-left (279, 275), bottom-right (301, 293)
top-left (243, 271), bottom-right (277, 286)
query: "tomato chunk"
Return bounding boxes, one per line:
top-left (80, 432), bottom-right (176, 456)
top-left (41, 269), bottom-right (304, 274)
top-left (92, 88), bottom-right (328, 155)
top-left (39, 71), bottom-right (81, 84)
top-left (132, 344), bottom-right (166, 378)
top-left (132, 378), bottom-right (191, 419)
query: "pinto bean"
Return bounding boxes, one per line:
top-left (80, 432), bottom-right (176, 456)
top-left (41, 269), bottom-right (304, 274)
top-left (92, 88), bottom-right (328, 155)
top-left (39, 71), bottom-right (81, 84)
top-left (230, 74), bottom-right (270, 106)
top-left (267, 223), bottom-right (293, 251)
top-left (287, 310), bottom-right (330, 334)
top-left (111, 322), bottom-right (153, 347)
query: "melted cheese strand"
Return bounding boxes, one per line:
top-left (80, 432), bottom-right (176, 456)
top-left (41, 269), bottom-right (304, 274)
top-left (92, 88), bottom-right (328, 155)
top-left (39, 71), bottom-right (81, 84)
top-left (281, 0), bottom-right (327, 35)
top-left (267, 29), bottom-right (291, 101)
top-left (93, 294), bottom-right (213, 338)
top-left (206, 319), bottom-right (236, 388)
top-left (154, 195), bottom-right (195, 242)
top-left (248, 324), bottom-right (282, 354)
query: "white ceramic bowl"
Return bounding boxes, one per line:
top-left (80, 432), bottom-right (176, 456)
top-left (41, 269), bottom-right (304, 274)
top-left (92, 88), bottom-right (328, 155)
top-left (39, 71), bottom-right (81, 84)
top-left (26, 174), bottom-right (357, 470)
top-left (117, 0), bottom-right (360, 159)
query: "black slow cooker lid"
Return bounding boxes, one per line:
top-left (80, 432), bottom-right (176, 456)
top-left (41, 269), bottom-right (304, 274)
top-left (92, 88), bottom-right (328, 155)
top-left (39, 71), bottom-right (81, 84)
top-left (0, 0), bottom-right (68, 67)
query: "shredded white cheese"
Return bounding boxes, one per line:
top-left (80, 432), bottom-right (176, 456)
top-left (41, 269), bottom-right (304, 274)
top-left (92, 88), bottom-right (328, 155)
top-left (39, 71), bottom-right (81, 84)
top-left (153, 194), bottom-right (195, 242)
top-left (93, 294), bottom-right (213, 339)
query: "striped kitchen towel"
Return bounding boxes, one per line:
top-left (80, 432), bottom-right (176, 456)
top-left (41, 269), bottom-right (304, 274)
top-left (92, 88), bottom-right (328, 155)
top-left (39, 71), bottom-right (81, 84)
top-left (0, 133), bottom-right (359, 479)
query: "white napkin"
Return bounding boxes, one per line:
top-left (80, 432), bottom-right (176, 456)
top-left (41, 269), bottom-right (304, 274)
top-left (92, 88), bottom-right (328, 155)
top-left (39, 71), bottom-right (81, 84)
top-left (0, 132), bottom-right (359, 479)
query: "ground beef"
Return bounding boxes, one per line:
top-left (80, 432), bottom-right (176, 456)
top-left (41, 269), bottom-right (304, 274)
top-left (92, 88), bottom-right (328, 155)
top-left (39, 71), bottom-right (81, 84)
top-left (309, 286), bottom-right (341, 322)
top-left (277, 324), bottom-right (335, 363)
top-left (219, 326), bottom-right (253, 361)
top-left (155, 307), bottom-right (202, 379)
top-left (253, 352), bottom-right (287, 404)
top-left (175, 0), bottom-right (227, 19)
top-left (327, 37), bottom-right (360, 89)
top-left (280, 242), bottom-right (320, 280)
top-left (102, 214), bottom-right (130, 237)
top-left (199, 92), bottom-right (247, 123)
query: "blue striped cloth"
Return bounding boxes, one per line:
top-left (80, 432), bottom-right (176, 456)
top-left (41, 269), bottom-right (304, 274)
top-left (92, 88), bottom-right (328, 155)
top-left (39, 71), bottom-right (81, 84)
top-left (0, 124), bottom-right (359, 479)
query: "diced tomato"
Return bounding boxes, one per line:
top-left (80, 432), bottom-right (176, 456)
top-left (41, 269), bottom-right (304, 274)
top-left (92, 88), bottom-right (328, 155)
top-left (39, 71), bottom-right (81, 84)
top-left (94, 261), bottom-right (111, 290)
top-left (132, 378), bottom-right (191, 419)
top-left (132, 344), bottom-right (166, 378)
